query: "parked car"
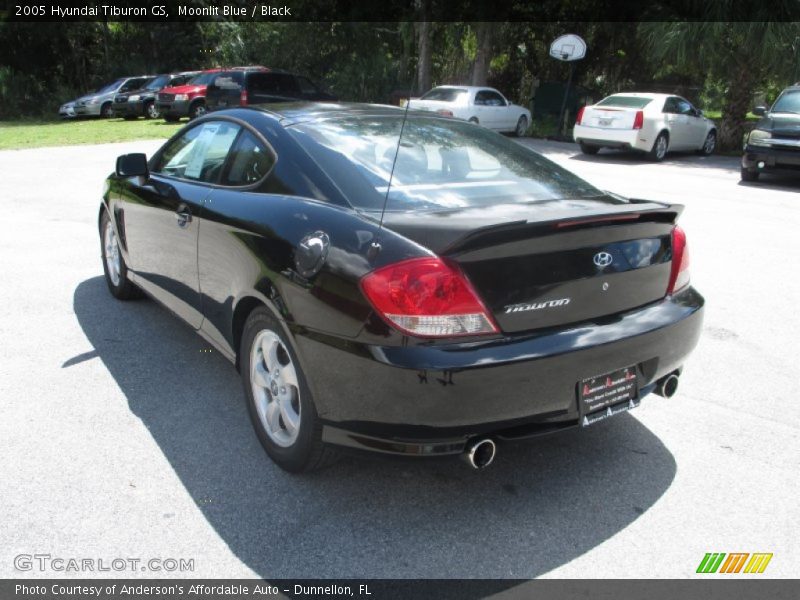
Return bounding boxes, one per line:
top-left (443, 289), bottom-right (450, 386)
top-left (156, 69), bottom-right (223, 121)
top-left (406, 86), bottom-right (531, 136)
top-left (100, 103), bottom-right (703, 472)
top-left (65, 76), bottom-right (151, 118)
top-left (113, 72), bottom-right (198, 120)
top-left (741, 85), bottom-right (800, 182)
top-left (573, 93), bottom-right (717, 161)
top-left (206, 68), bottom-right (336, 111)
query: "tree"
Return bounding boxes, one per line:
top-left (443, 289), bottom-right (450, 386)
top-left (641, 17), bottom-right (800, 150)
top-left (470, 22), bottom-right (495, 86)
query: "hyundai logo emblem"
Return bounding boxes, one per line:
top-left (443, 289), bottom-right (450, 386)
top-left (593, 251), bottom-right (613, 268)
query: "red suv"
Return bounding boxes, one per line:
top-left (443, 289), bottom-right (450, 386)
top-left (157, 69), bottom-right (223, 121)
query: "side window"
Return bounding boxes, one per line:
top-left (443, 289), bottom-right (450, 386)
top-left (296, 76), bottom-right (319, 95)
top-left (483, 91), bottom-right (506, 106)
top-left (212, 72), bottom-right (243, 90)
top-left (249, 73), bottom-right (279, 94)
top-left (223, 130), bottom-right (275, 185)
top-left (676, 99), bottom-right (693, 115)
top-left (663, 97), bottom-right (679, 113)
top-left (121, 78), bottom-right (145, 92)
top-left (474, 91), bottom-right (488, 105)
top-left (275, 73), bottom-right (301, 95)
top-left (153, 121), bottom-right (241, 183)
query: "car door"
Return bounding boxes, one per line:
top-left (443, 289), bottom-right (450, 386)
top-left (662, 96), bottom-right (691, 149)
top-left (196, 128), bottom-right (278, 355)
top-left (473, 90), bottom-right (496, 128)
top-left (119, 120), bottom-right (241, 328)
top-left (680, 98), bottom-right (709, 148)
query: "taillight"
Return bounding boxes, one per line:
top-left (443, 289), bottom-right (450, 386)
top-left (360, 257), bottom-right (498, 338)
top-left (633, 110), bottom-right (644, 130)
top-left (576, 106), bottom-right (585, 125)
top-left (240, 90), bottom-right (248, 106)
top-left (667, 226), bottom-right (690, 294)
top-left (436, 109), bottom-right (454, 117)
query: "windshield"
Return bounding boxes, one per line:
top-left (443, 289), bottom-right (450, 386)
top-left (596, 95), bottom-right (653, 109)
top-left (771, 90), bottom-right (800, 114)
top-left (95, 79), bottom-right (124, 95)
top-left (186, 72), bottom-right (218, 86)
top-left (420, 88), bottom-right (468, 102)
top-left (146, 75), bottom-right (170, 90)
top-left (290, 116), bottom-right (601, 211)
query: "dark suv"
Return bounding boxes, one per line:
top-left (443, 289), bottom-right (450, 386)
top-left (742, 85), bottom-right (800, 182)
top-left (113, 72), bottom-right (198, 119)
top-left (205, 68), bottom-right (336, 111)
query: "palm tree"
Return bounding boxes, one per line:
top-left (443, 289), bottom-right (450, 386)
top-left (641, 16), bottom-right (799, 150)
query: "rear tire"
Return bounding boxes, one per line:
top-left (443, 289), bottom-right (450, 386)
top-left (100, 211), bottom-right (141, 300)
top-left (144, 101), bottom-right (160, 120)
top-left (241, 307), bottom-right (337, 473)
top-left (740, 167), bottom-right (760, 182)
top-left (648, 132), bottom-right (669, 162)
top-left (579, 142), bottom-right (600, 155)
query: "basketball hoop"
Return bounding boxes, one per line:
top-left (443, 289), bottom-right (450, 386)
top-left (550, 34), bottom-right (587, 62)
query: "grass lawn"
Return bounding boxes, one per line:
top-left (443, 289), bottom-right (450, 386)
top-left (0, 117), bottom-right (184, 150)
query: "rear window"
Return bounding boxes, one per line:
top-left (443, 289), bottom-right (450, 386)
top-left (146, 75), bottom-right (170, 90)
top-left (420, 88), bottom-right (468, 102)
top-left (290, 116), bottom-right (601, 211)
top-left (596, 96), bottom-right (653, 109)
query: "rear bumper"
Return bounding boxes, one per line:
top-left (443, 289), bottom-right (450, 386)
top-left (295, 287), bottom-right (705, 455)
top-left (742, 145), bottom-right (800, 172)
top-left (574, 124), bottom-right (653, 152)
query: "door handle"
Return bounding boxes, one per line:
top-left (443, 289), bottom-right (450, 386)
top-left (175, 208), bottom-right (192, 227)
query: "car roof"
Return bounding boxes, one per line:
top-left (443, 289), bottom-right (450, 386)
top-left (426, 85), bottom-right (499, 92)
top-left (602, 92), bottom-right (676, 100)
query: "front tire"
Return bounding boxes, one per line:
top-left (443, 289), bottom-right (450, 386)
top-left (100, 211), bottom-right (141, 300)
top-left (514, 115), bottom-right (528, 137)
top-left (740, 167), bottom-right (760, 182)
top-left (648, 132), bottom-right (669, 162)
top-left (100, 102), bottom-right (113, 119)
top-left (188, 101), bottom-right (206, 120)
top-left (241, 308), bottom-right (335, 473)
top-left (697, 130), bottom-right (716, 156)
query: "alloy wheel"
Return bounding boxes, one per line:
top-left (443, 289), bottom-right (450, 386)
top-left (103, 220), bottom-right (121, 286)
top-left (655, 135), bottom-right (668, 160)
top-left (250, 330), bottom-right (301, 447)
top-left (703, 131), bottom-right (716, 154)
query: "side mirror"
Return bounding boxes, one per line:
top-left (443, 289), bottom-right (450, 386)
top-left (696, 109), bottom-right (704, 117)
top-left (116, 153), bottom-right (149, 178)
top-left (753, 105), bottom-right (768, 116)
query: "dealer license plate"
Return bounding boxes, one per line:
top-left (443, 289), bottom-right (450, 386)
top-left (579, 365), bottom-right (639, 427)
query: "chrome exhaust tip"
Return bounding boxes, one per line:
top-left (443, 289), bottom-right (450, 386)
top-left (463, 438), bottom-right (496, 469)
top-left (655, 373), bottom-right (680, 399)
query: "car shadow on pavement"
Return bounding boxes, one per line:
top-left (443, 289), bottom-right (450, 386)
top-left (74, 276), bottom-right (677, 581)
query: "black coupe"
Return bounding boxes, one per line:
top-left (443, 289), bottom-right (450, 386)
top-left (100, 103), bottom-right (704, 472)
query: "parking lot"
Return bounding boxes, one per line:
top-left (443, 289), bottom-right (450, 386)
top-left (0, 137), bottom-right (797, 580)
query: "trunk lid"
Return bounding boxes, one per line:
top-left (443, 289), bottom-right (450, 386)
top-left (381, 199), bottom-right (680, 333)
top-left (580, 106), bottom-right (639, 130)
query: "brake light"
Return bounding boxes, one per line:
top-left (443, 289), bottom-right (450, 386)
top-left (436, 109), bottom-right (454, 117)
top-left (667, 226), bottom-right (690, 294)
top-left (360, 257), bottom-right (498, 338)
top-left (576, 106), bottom-right (585, 125)
top-left (240, 90), bottom-right (248, 106)
top-left (633, 110), bottom-right (644, 130)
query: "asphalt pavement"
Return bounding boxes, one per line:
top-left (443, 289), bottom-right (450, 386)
top-left (0, 137), bottom-right (797, 580)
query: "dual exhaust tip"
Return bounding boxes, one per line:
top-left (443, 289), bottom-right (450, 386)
top-left (461, 373), bottom-right (679, 469)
